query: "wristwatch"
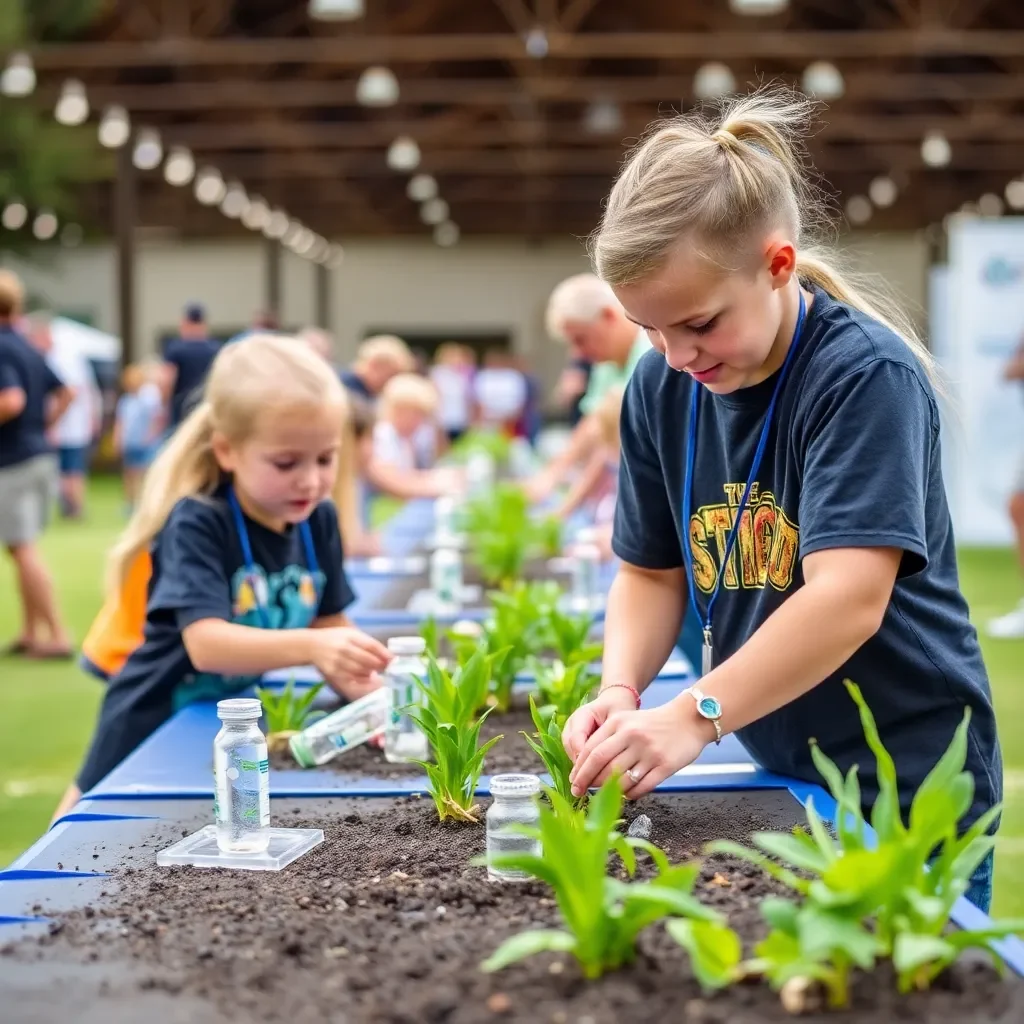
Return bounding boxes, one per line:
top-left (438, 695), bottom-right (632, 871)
top-left (686, 686), bottom-right (722, 745)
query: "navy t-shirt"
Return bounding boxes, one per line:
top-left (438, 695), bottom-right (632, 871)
top-left (76, 491), bottom-right (356, 791)
top-left (165, 337), bottom-right (221, 426)
top-left (614, 285), bottom-right (1001, 830)
top-left (0, 327), bottom-right (64, 469)
top-left (339, 368), bottom-right (374, 402)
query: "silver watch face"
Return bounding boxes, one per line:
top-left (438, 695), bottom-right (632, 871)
top-left (696, 695), bottom-right (722, 720)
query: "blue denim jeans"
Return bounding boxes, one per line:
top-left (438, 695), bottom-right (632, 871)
top-left (963, 849), bottom-right (995, 913)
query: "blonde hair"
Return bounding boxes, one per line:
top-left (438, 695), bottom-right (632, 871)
top-left (545, 273), bottom-right (620, 343)
top-left (0, 270), bottom-right (24, 318)
top-left (593, 86), bottom-right (936, 382)
top-left (594, 386), bottom-right (624, 449)
top-left (121, 363), bottom-right (146, 393)
top-left (355, 334), bottom-right (414, 372)
top-left (107, 334), bottom-right (347, 591)
top-left (379, 372), bottom-right (439, 418)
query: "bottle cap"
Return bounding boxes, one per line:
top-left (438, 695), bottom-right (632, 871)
top-left (490, 773), bottom-right (542, 797)
top-left (388, 636), bottom-right (427, 656)
top-left (217, 697), bottom-right (263, 722)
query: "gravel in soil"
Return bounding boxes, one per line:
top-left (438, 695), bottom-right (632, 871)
top-left (4, 791), bottom-right (1022, 1024)
top-left (270, 707), bottom-right (542, 779)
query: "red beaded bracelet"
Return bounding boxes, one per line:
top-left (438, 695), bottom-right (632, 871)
top-left (600, 683), bottom-right (641, 710)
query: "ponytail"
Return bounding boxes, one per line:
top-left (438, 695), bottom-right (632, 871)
top-left (106, 402), bottom-right (221, 593)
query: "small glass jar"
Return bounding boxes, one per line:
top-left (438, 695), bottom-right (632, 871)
top-left (486, 773), bottom-right (542, 882)
top-left (384, 636), bottom-right (429, 763)
top-left (213, 698), bottom-right (270, 854)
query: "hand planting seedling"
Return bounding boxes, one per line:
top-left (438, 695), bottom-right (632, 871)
top-left (255, 677), bottom-right (324, 755)
top-left (408, 649), bottom-right (504, 823)
top-left (530, 658), bottom-right (598, 724)
top-left (481, 775), bottom-right (734, 982)
top-left (709, 679), bottom-right (1024, 1008)
top-left (521, 694), bottom-right (585, 811)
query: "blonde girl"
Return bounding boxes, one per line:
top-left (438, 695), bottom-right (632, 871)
top-left (563, 88), bottom-right (1001, 912)
top-left (64, 334), bottom-right (390, 814)
top-left (113, 361), bottom-right (164, 510)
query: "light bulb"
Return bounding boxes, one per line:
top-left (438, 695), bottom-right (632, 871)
top-left (309, 0), bottom-right (364, 19)
top-left (356, 66), bottom-right (400, 107)
top-left (434, 222), bottom-right (460, 247)
top-left (387, 136), bottom-right (421, 172)
top-left (693, 63), bottom-right (737, 101)
top-left (1, 53), bottom-right (35, 97)
top-left (98, 105), bottom-right (131, 149)
top-left (1005, 180), bottom-right (1024, 211)
top-left (294, 229), bottom-right (318, 255)
top-left (845, 195), bottom-right (872, 226)
top-left (407, 174), bottom-right (438, 202)
top-left (242, 196), bottom-right (270, 230)
top-left (802, 61), bottom-right (844, 101)
top-left (978, 192), bottom-right (1004, 218)
top-left (584, 98), bottom-right (623, 135)
top-left (194, 167), bottom-right (226, 205)
top-left (220, 182), bottom-right (248, 219)
top-left (2, 201), bottom-right (28, 230)
top-left (524, 27), bottom-right (549, 59)
top-left (264, 208), bottom-right (290, 239)
top-left (325, 246), bottom-right (345, 269)
top-left (420, 198), bottom-right (449, 225)
top-left (132, 128), bottom-right (163, 171)
top-left (60, 223), bottom-right (83, 247)
top-left (868, 176), bottom-right (898, 208)
top-left (282, 220), bottom-right (305, 248)
top-left (729, 0), bottom-right (788, 12)
top-left (55, 79), bottom-right (89, 126)
top-left (921, 131), bottom-right (951, 168)
top-left (33, 210), bottom-right (59, 241)
top-left (164, 147), bottom-right (196, 187)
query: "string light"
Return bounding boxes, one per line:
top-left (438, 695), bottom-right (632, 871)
top-left (98, 106), bottom-right (131, 149)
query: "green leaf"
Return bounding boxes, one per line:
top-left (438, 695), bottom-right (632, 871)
top-left (910, 708), bottom-right (971, 834)
top-left (760, 896), bottom-right (800, 935)
top-left (704, 840), bottom-right (809, 894)
top-left (752, 831), bottom-right (830, 874)
top-left (892, 933), bottom-right (955, 977)
top-left (481, 929), bottom-right (577, 972)
top-left (820, 845), bottom-right (898, 907)
top-left (666, 919), bottom-right (742, 991)
top-left (805, 797), bottom-right (838, 863)
top-left (798, 906), bottom-right (882, 970)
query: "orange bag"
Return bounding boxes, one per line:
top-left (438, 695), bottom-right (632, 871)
top-left (79, 551), bottom-right (151, 682)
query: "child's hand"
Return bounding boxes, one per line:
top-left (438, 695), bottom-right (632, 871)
top-left (309, 628), bottom-right (391, 692)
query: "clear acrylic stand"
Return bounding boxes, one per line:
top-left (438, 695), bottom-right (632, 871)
top-left (156, 825), bottom-right (324, 871)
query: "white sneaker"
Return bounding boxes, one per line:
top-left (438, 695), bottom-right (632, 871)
top-left (987, 600), bottom-right (1024, 639)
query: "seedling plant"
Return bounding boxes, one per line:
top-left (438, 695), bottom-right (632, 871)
top-left (542, 606), bottom-right (603, 669)
top-left (710, 679), bottom-right (1024, 1008)
top-left (521, 694), bottom-right (583, 811)
top-left (255, 677), bottom-right (323, 754)
top-left (408, 649), bottom-right (504, 823)
top-left (481, 775), bottom-right (740, 986)
top-left (530, 658), bottom-right (598, 724)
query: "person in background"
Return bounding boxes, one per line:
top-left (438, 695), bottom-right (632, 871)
top-left (299, 326), bottom-right (334, 365)
top-left (56, 334), bottom-right (391, 817)
top-left (514, 354), bottom-right (544, 447)
top-left (368, 373), bottom-right (461, 499)
top-left (525, 274), bottom-right (651, 507)
top-left (114, 363), bottom-right (165, 513)
top-left (0, 271), bottom-right (75, 659)
top-left (429, 342), bottom-right (475, 443)
top-left (555, 357), bottom-right (592, 426)
top-left (226, 309), bottom-right (280, 346)
top-left (162, 302), bottom-right (220, 430)
top-left (26, 313), bottom-right (101, 520)
top-left (987, 338), bottom-right (1024, 638)
top-left (340, 334), bottom-right (415, 405)
top-left (472, 347), bottom-right (527, 434)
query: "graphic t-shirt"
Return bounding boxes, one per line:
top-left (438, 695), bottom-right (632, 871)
top-left (613, 285), bottom-right (1001, 831)
top-left (76, 491), bottom-right (355, 791)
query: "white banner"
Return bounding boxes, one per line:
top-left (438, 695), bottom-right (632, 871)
top-left (944, 217), bottom-right (1024, 546)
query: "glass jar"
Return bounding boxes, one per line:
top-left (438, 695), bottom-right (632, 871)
top-left (384, 636), bottom-right (429, 763)
top-left (485, 773), bottom-right (542, 881)
top-left (213, 698), bottom-right (270, 854)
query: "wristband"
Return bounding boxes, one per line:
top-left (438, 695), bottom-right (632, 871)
top-left (600, 683), bottom-right (641, 710)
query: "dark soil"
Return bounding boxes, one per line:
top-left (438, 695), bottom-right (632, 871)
top-left (5, 791), bottom-right (1021, 1024)
top-left (270, 708), bottom-right (543, 779)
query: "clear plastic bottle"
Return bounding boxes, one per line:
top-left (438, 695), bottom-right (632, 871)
top-left (289, 689), bottom-right (388, 768)
top-left (466, 451), bottom-right (495, 495)
top-left (434, 495), bottom-right (459, 545)
top-left (571, 540), bottom-right (602, 613)
top-left (213, 698), bottom-right (271, 855)
top-left (430, 546), bottom-right (463, 613)
top-left (486, 773), bottom-right (542, 882)
top-left (384, 637), bottom-right (430, 763)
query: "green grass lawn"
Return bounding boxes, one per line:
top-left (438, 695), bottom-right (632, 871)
top-left (1, 478), bottom-right (1022, 917)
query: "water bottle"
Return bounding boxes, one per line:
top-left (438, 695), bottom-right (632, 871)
top-left (434, 495), bottom-right (460, 546)
top-left (289, 689), bottom-right (388, 768)
top-left (486, 773), bottom-right (542, 882)
top-left (384, 637), bottom-right (430, 763)
top-left (466, 451), bottom-right (495, 495)
top-left (430, 546), bottom-right (463, 614)
top-left (571, 540), bottom-right (602, 613)
top-left (213, 698), bottom-right (270, 855)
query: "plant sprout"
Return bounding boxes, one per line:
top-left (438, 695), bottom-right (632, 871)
top-left (710, 679), bottom-right (1024, 1006)
top-left (481, 776), bottom-right (733, 981)
top-left (530, 658), bottom-right (598, 724)
top-left (521, 694), bottom-right (582, 810)
top-left (255, 677), bottom-right (323, 752)
top-left (543, 606), bottom-right (603, 668)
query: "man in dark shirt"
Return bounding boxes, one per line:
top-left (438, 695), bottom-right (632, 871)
top-left (0, 271), bottom-right (75, 658)
top-left (162, 302), bottom-right (220, 428)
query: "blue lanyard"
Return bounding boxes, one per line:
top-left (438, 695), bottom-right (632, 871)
top-left (682, 291), bottom-right (807, 675)
top-left (227, 487), bottom-right (319, 630)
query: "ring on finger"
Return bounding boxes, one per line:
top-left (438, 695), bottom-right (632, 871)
top-left (626, 767), bottom-right (643, 783)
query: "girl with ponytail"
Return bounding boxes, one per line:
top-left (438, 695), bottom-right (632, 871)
top-left (61, 334), bottom-right (391, 816)
top-left (564, 87), bottom-right (1001, 911)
